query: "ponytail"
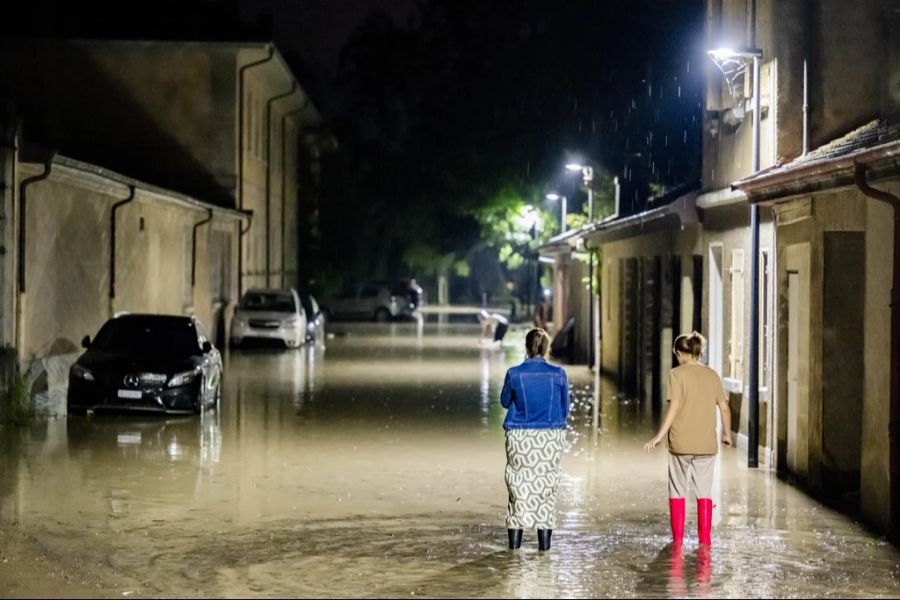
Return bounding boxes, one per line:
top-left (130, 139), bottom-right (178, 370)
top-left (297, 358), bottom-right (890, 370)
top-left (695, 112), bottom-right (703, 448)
top-left (525, 328), bottom-right (551, 358)
top-left (674, 331), bottom-right (706, 359)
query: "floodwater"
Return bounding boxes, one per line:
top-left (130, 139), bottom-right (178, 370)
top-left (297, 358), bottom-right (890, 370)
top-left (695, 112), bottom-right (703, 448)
top-left (1, 322), bottom-right (899, 598)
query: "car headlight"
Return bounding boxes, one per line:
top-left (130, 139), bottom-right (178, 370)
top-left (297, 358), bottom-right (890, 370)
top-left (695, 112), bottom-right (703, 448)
top-left (72, 364), bottom-right (94, 382)
top-left (167, 368), bottom-right (201, 388)
top-left (233, 317), bottom-right (246, 327)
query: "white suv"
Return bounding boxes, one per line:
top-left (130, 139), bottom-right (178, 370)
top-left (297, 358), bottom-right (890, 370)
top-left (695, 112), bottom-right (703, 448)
top-left (230, 288), bottom-right (307, 348)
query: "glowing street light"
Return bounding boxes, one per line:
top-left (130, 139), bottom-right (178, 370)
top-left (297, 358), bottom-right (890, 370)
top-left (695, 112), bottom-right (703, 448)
top-left (565, 163), bottom-right (594, 220)
top-left (564, 160), bottom-right (597, 371)
top-left (545, 193), bottom-right (567, 233)
top-left (708, 44), bottom-right (763, 469)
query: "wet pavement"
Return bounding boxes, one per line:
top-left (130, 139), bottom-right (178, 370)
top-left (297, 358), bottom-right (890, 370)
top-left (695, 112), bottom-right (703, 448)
top-left (1, 322), bottom-right (899, 598)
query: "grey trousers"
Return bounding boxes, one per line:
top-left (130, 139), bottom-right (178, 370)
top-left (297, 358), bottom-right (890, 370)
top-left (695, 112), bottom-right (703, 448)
top-left (668, 453), bottom-right (715, 499)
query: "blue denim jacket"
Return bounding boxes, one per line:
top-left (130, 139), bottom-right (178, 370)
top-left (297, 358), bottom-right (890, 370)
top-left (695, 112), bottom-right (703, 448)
top-left (500, 357), bottom-right (569, 430)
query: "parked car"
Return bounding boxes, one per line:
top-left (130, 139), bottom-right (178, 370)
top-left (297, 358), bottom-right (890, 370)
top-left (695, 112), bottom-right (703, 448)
top-left (230, 288), bottom-right (308, 348)
top-left (67, 314), bottom-right (223, 415)
top-left (298, 291), bottom-right (326, 344)
top-left (321, 279), bottom-right (420, 322)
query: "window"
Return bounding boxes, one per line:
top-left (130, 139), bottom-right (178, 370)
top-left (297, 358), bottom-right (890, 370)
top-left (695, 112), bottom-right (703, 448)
top-left (729, 249), bottom-right (745, 381)
top-left (360, 285), bottom-right (379, 299)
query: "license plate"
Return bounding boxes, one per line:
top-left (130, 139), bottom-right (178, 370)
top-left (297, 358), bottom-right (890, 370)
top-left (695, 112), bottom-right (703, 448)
top-left (117, 389), bottom-right (143, 399)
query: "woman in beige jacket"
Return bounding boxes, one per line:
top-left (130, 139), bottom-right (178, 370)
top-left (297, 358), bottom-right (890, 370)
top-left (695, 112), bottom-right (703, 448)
top-left (644, 332), bottom-right (732, 546)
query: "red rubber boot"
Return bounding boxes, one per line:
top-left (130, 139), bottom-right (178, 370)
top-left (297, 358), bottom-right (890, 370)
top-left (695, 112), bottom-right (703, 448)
top-left (697, 498), bottom-right (714, 545)
top-left (669, 497), bottom-right (685, 546)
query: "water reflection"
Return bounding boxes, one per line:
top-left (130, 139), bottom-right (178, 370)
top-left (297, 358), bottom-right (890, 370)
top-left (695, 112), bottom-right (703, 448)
top-left (0, 323), bottom-right (897, 598)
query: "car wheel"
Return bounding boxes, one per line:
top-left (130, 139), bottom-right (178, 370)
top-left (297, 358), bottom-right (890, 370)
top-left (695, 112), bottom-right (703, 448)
top-left (374, 308), bottom-right (391, 322)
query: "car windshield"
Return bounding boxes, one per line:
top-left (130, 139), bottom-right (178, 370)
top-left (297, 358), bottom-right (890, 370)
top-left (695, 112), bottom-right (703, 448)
top-left (239, 291), bottom-right (296, 312)
top-left (92, 317), bottom-right (200, 356)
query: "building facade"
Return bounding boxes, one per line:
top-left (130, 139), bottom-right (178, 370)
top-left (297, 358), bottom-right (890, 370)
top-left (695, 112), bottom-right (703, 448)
top-left (0, 40), bottom-right (326, 415)
top-left (582, 0), bottom-right (899, 535)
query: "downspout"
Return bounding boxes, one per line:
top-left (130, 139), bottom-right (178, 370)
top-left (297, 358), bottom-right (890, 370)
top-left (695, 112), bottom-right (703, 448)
top-left (280, 95), bottom-right (310, 289)
top-left (237, 45), bottom-right (274, 297)
top-left (16, 150), bottom-right (54, 361)
top-left (265, 80), bottom-right (298, 286)
top-left (854, 164), bottom-right (900, 542)
top-left (18, 151), bottom-right (55, 295)
top-left (192, 209), bottom-right (214, 288)
top-left (109, 185), bottom-right (136, 316)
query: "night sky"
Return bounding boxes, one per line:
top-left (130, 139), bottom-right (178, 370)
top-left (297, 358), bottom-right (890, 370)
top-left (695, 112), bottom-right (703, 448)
top-left (1, 0), bottom-right (706, 298)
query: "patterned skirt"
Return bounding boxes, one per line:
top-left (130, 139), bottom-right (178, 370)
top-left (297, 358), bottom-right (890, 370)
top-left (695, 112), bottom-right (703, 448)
top-left (505, 428), bottom-right (566, 529)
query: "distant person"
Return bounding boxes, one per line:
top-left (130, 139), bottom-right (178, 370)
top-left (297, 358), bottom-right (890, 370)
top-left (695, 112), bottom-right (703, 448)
top-left (644, 332), bottom-right (732, 548)
top-left (408, 278), bottom-right (423, 310)
top-left (478, 309), bottom-right (509, 344)
top-left (532, 299), bottom-right (547, 330)
top-left (500, 329), bottom-right (569, 551)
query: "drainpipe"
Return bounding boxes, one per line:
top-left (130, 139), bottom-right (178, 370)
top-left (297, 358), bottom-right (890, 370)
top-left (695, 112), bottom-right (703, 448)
top-left (16, 150), bottom-right (54, 361)
top-left (854, 164), bottom-right (900, 542)
top-left (802, 59), bottom-right (809, 156)
top-left (265, 80), bottom-right (298, 287)
top-left (239, 214), bottom-right (253, 291)
top-left (280, 96), bottom-right (310, 289)
top-left (109, 185), bottom-right (136, 316)
top-left (18, 151), bottom-right (55, 295)
top-left (237, 45), bottom-right (274, 297)
top-left (192, 209), bottom-right (214, 288)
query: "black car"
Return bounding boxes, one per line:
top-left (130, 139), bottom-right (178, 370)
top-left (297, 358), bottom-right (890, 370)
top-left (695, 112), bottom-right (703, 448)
top-left (68, 314), bottom-right (223, 415)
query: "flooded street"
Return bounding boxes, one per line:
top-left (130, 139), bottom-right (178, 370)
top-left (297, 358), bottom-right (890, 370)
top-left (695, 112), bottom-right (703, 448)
top-left (1, 323), bottom-right (899, 598)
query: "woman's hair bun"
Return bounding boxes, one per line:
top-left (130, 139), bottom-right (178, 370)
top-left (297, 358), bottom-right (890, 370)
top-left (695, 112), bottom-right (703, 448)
top-left (674, 331), bottom-right (706, 358)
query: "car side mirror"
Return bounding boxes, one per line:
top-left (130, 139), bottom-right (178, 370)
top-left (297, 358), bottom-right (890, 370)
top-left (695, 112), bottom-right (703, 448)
top-left (81, 335), bottom-right (91, 349)
top-left (201, 341), bottom-right (213, 353)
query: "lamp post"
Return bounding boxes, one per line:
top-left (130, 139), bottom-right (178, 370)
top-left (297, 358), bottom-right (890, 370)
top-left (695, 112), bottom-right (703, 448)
top-left (566, 163), bottom-right (596, 368)
top-left (707, 46), bottom-right (763, 468)
top-left (545, 193), bottom-right (567, 233)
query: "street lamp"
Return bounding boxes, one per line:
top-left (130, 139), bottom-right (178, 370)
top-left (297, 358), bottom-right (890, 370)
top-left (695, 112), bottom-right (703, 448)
top-left (565, 163), bottom-right (594, 220)
top-left (707, 46), bottom-right (763, 469)
top-left (565, 162), bottom-right (597, 372)
top-left (545, 193), bottom-right (567, 233)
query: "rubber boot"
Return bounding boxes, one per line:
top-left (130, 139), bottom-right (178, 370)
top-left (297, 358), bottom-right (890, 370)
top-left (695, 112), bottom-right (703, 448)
top-left (669, 497), bottom-right (686, 547)
top-left (697, 498), bottom-right (714, 545)
top-left (537, 529), bottom-right (552, 551)
top-left (507, 528), bottom-right (523, 550)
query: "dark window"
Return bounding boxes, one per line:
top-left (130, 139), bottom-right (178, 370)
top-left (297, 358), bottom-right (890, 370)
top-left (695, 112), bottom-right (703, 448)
top-left (92, 317), bottom-right (200, 356)
top-left (239, 292), bottom-right (296, 312)
top-left (360, 286), bottom-right (380, 299)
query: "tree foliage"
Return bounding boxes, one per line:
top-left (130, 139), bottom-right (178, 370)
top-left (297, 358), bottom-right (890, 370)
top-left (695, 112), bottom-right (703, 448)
top-left (316, 0), bottom-right (704, 300)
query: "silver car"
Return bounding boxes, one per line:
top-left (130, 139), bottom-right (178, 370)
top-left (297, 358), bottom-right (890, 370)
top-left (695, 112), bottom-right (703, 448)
top-left (321, 281), bottom-right (412, 322)
top-left (230, 288), bottom-right (307, 349)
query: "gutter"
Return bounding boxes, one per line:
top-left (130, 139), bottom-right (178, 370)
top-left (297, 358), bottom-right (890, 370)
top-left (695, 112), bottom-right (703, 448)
top-left (237, 45), bottom-right (275, 296)
top-left (854, 164), bottom-right (900, 543)
top-left (109, 185), bottom-right (136, 311)
top-left (583, 192), bottom-right (699, 248)
top-left (280, 95), bottom-right (311, 288)
top-left (18, 150), bottom-right (55, 294)
top-left (192, 208), bottom-right (214, 287)
top-left (734, 140), bottom-right (900, 200)
top-left (265, 80), bottom-right (299, 283)
top-left (15, 149), bottom-right (54, 362)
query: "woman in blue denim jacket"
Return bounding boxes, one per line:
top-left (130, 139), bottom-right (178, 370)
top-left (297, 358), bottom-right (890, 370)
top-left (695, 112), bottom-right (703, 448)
top-left (500, 328), bottom-right (569, 551)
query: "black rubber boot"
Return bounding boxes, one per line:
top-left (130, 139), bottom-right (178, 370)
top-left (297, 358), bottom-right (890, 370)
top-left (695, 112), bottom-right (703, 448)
top-left (507, 528), bottom-right (523, 549)
top-left (537, 529), bottom-right (553, 551)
